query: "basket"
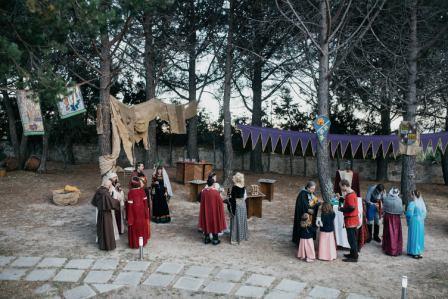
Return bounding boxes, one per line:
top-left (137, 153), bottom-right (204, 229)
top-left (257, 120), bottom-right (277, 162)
top-left (52, 189), bottom-right (80, 206)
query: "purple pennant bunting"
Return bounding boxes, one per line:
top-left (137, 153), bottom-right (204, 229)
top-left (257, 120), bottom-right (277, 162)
top-left (300, 136), bottom-right (310, 155)
top-left (441, 133), bottom-right (448, 153)
top-left (361, 141), bottom-right (370, 158)
top-left (391, 137), bottom-right (400, 157)
top-left (238, 125), bottom-right (448, 156)
top-left (371, 137), bottom-right (383, 158)
top-left (310, 136), bottom-right (317, 155)
top-left (270, 130), bottom-right (282, 151)
top-left (421, 135), bottom-right (431, 152)
top-left (290, 134), bottom-right (301, 154)
top-left (239, 125), bottom-right (251, 149)
top-left (280, 132), bottom-right (291, 153)
top-left (330, 139), bottom-right (339, 157)
top-left (350, 137), bottom-right (362, 157)
top-left (261, 131), bottom-right (271, 151)
top-left (340, 139), bottom-right (350, 157)
top-left (251, 127), bottom-right (262, 150)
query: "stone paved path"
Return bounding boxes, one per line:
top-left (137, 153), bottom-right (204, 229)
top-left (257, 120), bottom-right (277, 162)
top-left (0, 255), bottom-right (375, 298)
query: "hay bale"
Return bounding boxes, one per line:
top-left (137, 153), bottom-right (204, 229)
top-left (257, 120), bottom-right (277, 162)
top-left (52, 189), bottom-right (80, 206)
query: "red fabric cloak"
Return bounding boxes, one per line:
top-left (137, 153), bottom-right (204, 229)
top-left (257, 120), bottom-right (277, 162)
top-left (198, 188), bottom-right (227, 234)
top-left (126, 188), bottom-right (150, 249)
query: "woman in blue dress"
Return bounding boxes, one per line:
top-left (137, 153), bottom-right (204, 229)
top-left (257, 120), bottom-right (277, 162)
top-left (405, 190), bottom-right (427, 259)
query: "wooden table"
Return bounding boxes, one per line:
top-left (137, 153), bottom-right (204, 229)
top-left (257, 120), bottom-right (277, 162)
top-left (246, 192), bottom-right (265, 218)
top-left (189, 180), bottom-right (207, 202)
top-left (258, 179), bottom-right (276, 201)
top-left (176, 161), bottom-right (213, 184)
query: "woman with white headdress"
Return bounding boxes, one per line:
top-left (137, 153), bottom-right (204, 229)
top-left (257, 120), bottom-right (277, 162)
top-left (151, 166), bottom-right (172, 223)
top-left (107, 172), bottom-right (126, 234)
top-left (228, 172), bottom-right (249, 244)
top-left (382, 188), bottom-right (404, 256)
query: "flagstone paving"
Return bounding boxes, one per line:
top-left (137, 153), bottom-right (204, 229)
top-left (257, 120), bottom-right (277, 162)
top-left (0, 255), bottom-right (376, 298)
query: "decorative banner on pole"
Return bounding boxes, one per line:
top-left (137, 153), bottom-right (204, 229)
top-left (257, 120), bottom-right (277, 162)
top-left (16, 90), bottom-right (45, 136)
top-left (313, 115), bottom-right (331, 145)
top-left (399, 121), bottom-right (421, 156)
top-left (58, 85), bottom-right (86, 119)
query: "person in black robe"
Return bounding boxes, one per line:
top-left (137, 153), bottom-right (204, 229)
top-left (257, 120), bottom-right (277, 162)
top-left (151, 166), bottom-right (171, 223)
top-left (91, 180), bottom-right (120, 251)
top-left (292, 181), bottom-right (319, 245)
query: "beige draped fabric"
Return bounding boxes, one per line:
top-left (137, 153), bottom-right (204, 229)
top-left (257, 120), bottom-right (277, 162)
top-left (99, 96), bottom-right (198, 175)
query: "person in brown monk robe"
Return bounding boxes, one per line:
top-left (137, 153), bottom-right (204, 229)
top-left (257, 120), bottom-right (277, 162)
top-left (91, 179), bottom-right (120, 251)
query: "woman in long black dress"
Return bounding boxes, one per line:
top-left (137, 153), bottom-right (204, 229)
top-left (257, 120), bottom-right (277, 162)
top-left (292, 181), bottom-right (319, 245)
top-left (151, 166), bottom-right (171, 223)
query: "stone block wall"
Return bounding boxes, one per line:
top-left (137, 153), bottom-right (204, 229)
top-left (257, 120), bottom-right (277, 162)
top-left (0, 141), bottom-right (444, 184)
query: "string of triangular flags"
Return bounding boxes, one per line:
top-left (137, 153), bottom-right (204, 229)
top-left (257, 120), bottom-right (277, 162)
top-left (238, 124), bottom-right (448, 158)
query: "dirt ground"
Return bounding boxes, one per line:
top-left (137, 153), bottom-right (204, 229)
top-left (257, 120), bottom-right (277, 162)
top-left (0, 162), bottom-right (447, 298)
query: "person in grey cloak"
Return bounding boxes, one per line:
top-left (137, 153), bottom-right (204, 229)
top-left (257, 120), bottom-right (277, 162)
top-left (228, 172), bottom-right (249, 244)
top-left (382, 188), bottom-right (404, 256)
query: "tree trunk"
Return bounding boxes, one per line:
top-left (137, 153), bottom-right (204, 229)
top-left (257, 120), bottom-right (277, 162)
top-left (376, 98), bottom-right (391, 181)
top-left (18, 134), bottom-right (28, 169)
top-left (249, 59), bottom-right (264, 173)
top-left (143, 11), bottom-right (158, 169)
top-left (1, 87), bottom-right (20, 159)
top-left (401, 0), bottom-right (418, 205)
top-left (222, 0), bottom-right (235, 187)
top-left (316, 0), bottom-right (332, 202)
top-left (37, 133), bottom-right (49, 173)
top-left (249, 2), bottom-right (263, 173)
top-left (441, 105), bottom-right (448, 185)
top-left (187, 0), bottom-right (199, 161)
top-left (98, 30), bottom-right (112, 156)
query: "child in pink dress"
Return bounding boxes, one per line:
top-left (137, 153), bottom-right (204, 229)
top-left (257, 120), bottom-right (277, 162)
top-left (318, 202), bottom-right (337, 261)
top-left (297, 213), bottom-right (316, 262)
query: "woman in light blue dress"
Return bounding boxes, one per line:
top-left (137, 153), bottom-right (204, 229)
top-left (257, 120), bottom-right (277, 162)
top-left (405, 190), bottom-right (427, 259)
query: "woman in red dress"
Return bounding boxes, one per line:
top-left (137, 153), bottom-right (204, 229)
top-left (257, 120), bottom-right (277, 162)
top-left (126, 177), bottom-right (150, 248)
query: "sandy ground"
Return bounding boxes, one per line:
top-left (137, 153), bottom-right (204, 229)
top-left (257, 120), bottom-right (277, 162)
top-left (0, 162), bottom-right (447, 298)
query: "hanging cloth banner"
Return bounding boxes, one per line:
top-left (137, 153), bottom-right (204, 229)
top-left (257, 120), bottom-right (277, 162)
top-left (16, 90), bottom-right (45, 136)
top-left (237, 124), bottom-right (448, 158)
top-left (58, 85), bottom-right (86, 119)
top-left (313, 115), bottom-right (331, 145)
top-left (399, 121), bottom-right (421, 156)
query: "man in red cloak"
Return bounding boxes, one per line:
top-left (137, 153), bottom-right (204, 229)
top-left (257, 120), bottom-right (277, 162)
top-left (126, 177), bottom-right (150, 248)
top-left (198, 173), bottom-right (227, 245)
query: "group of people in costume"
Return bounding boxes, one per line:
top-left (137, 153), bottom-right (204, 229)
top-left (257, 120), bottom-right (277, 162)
top-left (198, 172), bottom-right (249, 245)
top-left (92, 159), bottom-right (426, 263)
top-left (92, 162), bottom-right (172, 251)
top-left (292, 161), bottom-right (427, 262)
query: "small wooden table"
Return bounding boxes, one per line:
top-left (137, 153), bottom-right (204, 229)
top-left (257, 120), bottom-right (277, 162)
top-left (189, 180), bottom-right (207, 202)
top-left (176, 161), bottom-right (213, 184)
top-left (258, 179), bottom-right (276, 201)
top-left (246, 192), bottom-right (265, 218)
